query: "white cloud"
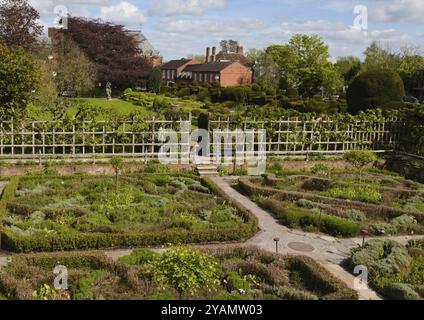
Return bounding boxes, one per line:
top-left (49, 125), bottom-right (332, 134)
top-left (149, 0), bottom-right (226, 16)
top-left (99, 2), bottom-right (147, 25)
top-left (157, 17), bottom-right (262, 36)
top-left (368, 0), bottom-right (424, 23)
top-left (324, 0), bottom-right (424, 23)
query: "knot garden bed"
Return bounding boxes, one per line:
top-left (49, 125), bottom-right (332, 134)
top-left (0, 172), bottom-right (258, 252)
top-left (237, 171), bottom-right (424, 238)
top-left (0, 246), bottom-right (358, 300)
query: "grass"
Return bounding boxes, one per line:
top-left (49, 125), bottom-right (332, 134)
top-left (28, 98), bottom-right (153, 121)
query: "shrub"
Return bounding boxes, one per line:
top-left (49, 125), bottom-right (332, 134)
top-left (118, 249), bottom-right (158, 265)
top-left (301, 178), bottom-right (332, 191)
top-left (327, 185), bottom-right (382, 204)
top-left (384, 283), bottom-right (420, 300)
top-left (347, 69), bottom-right (405, 114)
top-left (258, 197), bottom-right (360, 237)
top-left (145, 246), bottom-right (221, 298)
top-left (273, 286), bottom-right (318, 300)
top-left (350, 240), bottom-right (411, 280)
top-left (296, 199), bottom-right (315, 209)
top-left (343, 209), bottom-right (367, 222)
top-left (225, 271), bottom-right (252, 292)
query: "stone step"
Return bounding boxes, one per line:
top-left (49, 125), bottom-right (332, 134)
top-left (197, 168), bottom-right (219, 176)
top-left (197, 165), bottom-right (218, 170)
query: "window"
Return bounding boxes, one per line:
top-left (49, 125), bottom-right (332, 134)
top-left (162, 70), bottom-right (166, 80)
top-left (199, 73), bottom-right (203, 82)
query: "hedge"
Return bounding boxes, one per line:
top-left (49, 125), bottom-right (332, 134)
top-left (0, 176), bottom-right (258, 253)
top-left (239, 177), bottom-right (424, 222)
top-left (285, 256), bottom-right (358, 300)
top-left (258, 196), bottom-right (360, 237)
top-left (0, 251), bottom-right (140, 299)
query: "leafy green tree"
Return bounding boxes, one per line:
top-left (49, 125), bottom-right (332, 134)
top-left (266, 34), bottom-right (343, 96)
top-left (110, 157), bottom-right (124, 192)
top-left (344, 150), bottom-right (377, 183)
top-left (397, 53), bottom-right (424, 95)
top-left (335, 56), bottom-right (361, 85)
top-left (148, 67), bottom-right (162, 94)
top-left (0, 43), bottom-right (39, 120)
top-left (147, 246), bottom-right (221, 299)
top-left (247, 48), bottom-right (280, 89)
top-left (363, 41), bottom-right (399, 71)
top-left (54, 39), bottom-right (96, 95)
top-left (347, 69), bottom-right (405, 114)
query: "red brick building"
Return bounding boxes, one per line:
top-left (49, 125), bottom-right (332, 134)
top-left (161, 45), bottom-right (253, 87)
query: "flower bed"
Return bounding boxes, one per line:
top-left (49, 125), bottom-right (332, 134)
top-left (238, 171), bottom-right (424, 237)
top-left (0, 173), bottom-right (258, 252)
top-left (0, 246), bottom-right (358, 300)
top-left (347, 239), bottom-right (424, 300)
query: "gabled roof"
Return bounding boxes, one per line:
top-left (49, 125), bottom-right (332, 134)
top-left (183, 64), bottom-right (202, 72)
top-left (185, 61), bottom-right (234, 73)
top-left (161, 59), bottom-right (193, 70)
top-left (216, 52), bottom-right (253, 67)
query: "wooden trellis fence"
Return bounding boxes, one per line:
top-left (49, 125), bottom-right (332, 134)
top-left (0, 116), bottom-right (191, 159)
top-left (0, 113), bottom-right (403, 159)
top-left (208, 116), bottom-right (402, 155)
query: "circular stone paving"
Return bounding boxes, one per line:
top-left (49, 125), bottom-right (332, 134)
top-left (288, 242), bottom-right (315, 253)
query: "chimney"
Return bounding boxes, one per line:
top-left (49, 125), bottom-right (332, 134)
top-left (206, 47), bottom-right (210, 63)
top-left (237, 46), bottom-right (244, 55)
top-left (211, 46), bottom-right (217, 62)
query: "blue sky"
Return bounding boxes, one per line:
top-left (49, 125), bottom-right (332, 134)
top-left (30, 0), bottom-right (424, 61)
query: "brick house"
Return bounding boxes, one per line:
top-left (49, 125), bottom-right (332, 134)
top-left (160, 59), bottom-right (197, 84)
top-left (161, 45), bottom-right (253, 87)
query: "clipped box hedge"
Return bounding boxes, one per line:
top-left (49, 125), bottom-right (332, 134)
top-left (258, 196), bottom-right (360, 237)
top-left (239, 177), bottom-right (424, 222)
top-left (0, 176), bottom-right (258, 253)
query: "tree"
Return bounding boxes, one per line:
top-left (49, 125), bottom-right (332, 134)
top-left (396, 51), bottom-right (424, 95)
top-left (53, 39), bottom-right (96, 95)
top-left (247, 48), bottom-right (280, 89)
top-left (344, 150), bottom-right (377, 184)
top-left (0, 43), bottom-right (39, 120)
top-left (363, 41), bottom-right (399, 71)
top-left (187, 54), bottom-right (206, 63)
top-left (147, 246), bottom-right (221, 299)
top-left (148, 67), bottom-right (162, 94)
top-left (63, 17), bottom-right (153, 89)
top-left (0, 0), bottom-right (42, 51)
top-left (347, 69), bottom-right (405, 114)
top-left (335, 56), bottom-right (361, 85)
top-left (266, 35), bottom-right (343, 96)
top-left (110, 157), bottom-right (124, 192)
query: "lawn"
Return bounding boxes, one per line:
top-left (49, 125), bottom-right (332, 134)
top-left (238, 161), bottom-right (424, 237)
top-left (0, 246), bottom-right (357, 300)
top-left (71, 98), bottom-right (153, 116)
top-left (0, 171), bottom-right (257, 252)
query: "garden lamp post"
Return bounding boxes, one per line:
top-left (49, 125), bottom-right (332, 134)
top-left (273, 237), bottom-right (280, 253)
top-left (360, 227), bottom-right (369, 248)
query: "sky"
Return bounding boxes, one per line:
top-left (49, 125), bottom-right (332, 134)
top-left (29, 0), bottom-right (424, 61)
